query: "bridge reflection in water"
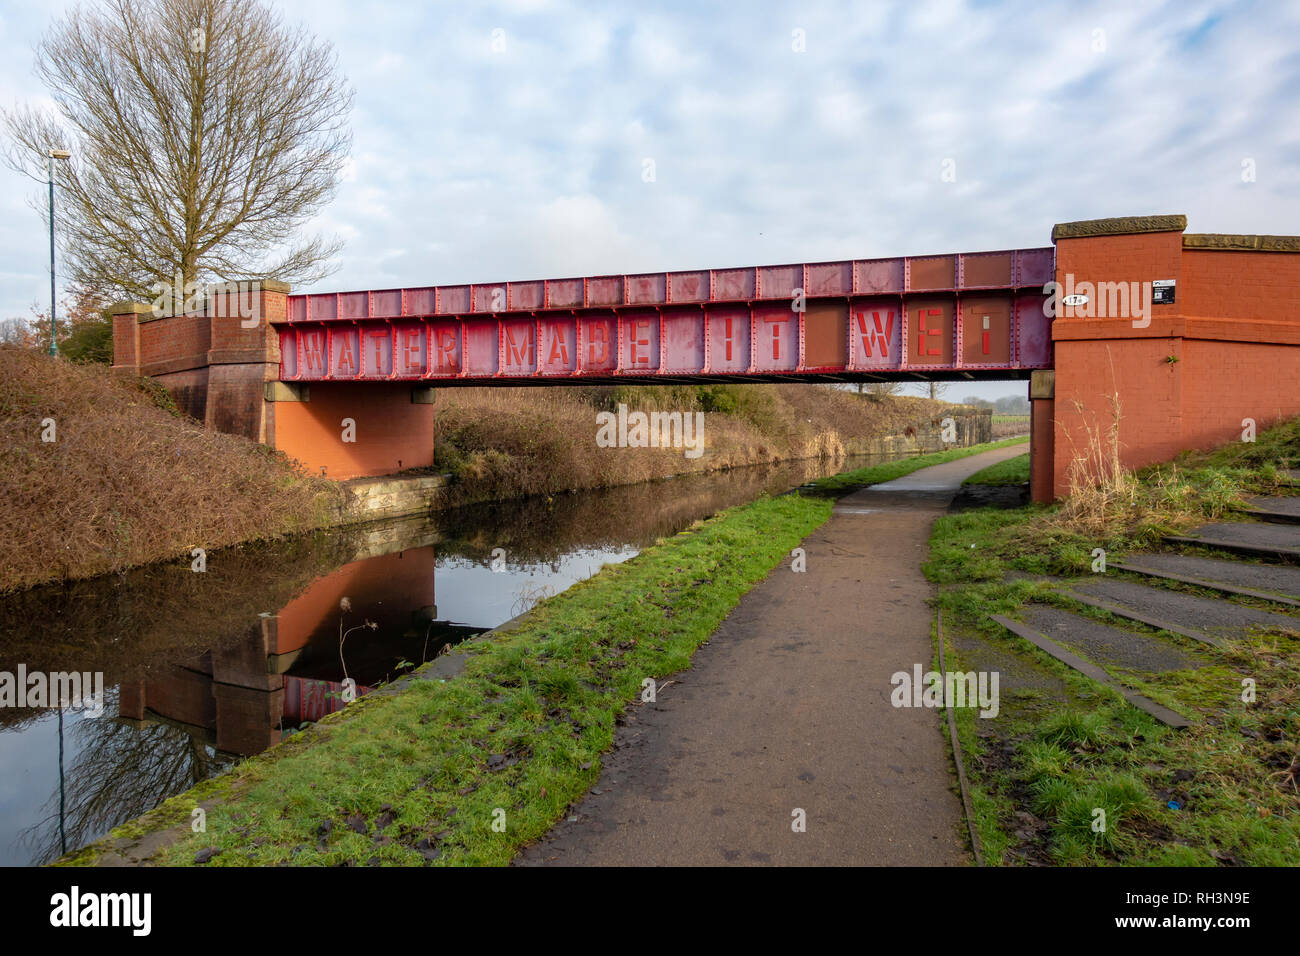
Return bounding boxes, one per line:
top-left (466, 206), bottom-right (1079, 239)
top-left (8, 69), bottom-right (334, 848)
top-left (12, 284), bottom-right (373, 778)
top-left (116, 530), bottom-right (486, 757)
top-left (0, 452), bottom-right (904, 864)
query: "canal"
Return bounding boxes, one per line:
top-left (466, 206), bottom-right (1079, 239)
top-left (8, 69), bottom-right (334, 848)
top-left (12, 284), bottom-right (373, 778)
top-left (0, 452), bottom-right (898, 865)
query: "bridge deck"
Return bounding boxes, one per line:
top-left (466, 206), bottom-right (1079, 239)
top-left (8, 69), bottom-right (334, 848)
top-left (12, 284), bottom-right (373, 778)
top-left (274, 247), bottom-right (1056, 383)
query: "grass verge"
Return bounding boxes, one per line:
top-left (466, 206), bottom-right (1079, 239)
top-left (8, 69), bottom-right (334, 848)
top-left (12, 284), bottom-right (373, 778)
top-left (962, 453), bottom-right (1029, 487)
top-left (928, 418), bottom-right (1300, 865)
top-left (806, 436), bottom-right (1028, 495)
top-left (70, 492), bottom-right (832, 867)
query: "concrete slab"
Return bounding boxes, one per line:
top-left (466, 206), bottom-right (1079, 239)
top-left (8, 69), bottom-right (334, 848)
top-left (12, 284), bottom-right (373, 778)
top-left (1070, 576), bottom-right (1299, 639)
top-left (1167, 521), bottom-right (1300, 561)
top-left (1242, 495), bottom-right (1300, 524)
top-left (991, 615), bottom-right (1190, 728)
top-left (1114, 553), bottom-right (1300, 603)
top-left (1022, 605), bottom-right (1203, 674)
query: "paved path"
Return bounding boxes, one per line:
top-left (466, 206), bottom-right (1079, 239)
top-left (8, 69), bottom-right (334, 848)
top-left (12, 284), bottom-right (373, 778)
top-left (516, 444), bottom-right (1027, 866)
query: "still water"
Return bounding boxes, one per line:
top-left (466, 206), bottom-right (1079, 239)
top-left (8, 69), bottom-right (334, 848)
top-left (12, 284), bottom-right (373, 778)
top-left (0, 454), bottom-right (890, 865)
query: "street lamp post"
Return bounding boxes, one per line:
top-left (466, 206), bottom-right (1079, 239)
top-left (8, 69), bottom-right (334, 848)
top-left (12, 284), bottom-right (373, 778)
top-left (47, 148), bottom-right (71, 357)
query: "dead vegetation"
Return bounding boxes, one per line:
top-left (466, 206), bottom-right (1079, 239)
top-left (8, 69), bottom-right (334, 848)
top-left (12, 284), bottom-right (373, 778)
top-left (1055, 391), bottom-right (1141, 536)
top-left (431, 383), bottom-right (968, 506)
top-left (1035, 390), bottom-right (1294, 559)
top-left (0, 348), bottom-right (344, 592)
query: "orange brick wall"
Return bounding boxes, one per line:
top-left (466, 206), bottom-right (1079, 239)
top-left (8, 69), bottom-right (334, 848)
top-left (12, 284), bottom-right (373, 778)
top-left (111, 314), bottom-right (139, 369)
top-left (1182, 250), bottom-right (1300, 321)
top-left (1055, 232), bottom-right (1184, 294)
top-left (1052, 230), bottom-right (1300, 498)
top-left (269, 382), bottom-right (435, 480)
top-left (1052, 335), bottom-right (1184, 487)
top-left (208, 289), bottom-right (284, 359)
top-left (1180, 338), bottom-right (1300, 450)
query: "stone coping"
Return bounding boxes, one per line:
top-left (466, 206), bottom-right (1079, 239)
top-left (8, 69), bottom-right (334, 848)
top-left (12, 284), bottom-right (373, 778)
top-left (107, 301), bottom-right (154, 316)
top-left (1049, 216), bottom-right (1300, 252)
top-left (1183, 233), bottom-right (1300, 252)
top-left (1051, 215), bottom-right (1187, 242)
top-left (108, 281), bottom-right (292, 320)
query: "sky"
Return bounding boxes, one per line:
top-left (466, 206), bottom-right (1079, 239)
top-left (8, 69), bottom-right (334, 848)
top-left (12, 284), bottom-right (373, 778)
top-left (1, 0), bottom-right (1297, 401)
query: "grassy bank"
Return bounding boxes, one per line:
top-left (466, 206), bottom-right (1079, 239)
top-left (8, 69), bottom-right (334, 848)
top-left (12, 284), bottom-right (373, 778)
top-left (65, 492), bottom-right (833, 867)
top-left (0, 349), bottom-right (343, 593)
top-left (926, 419), bottom-right (1300, 865)
top-left (432, 383), bottom-right (976, 506)
top-left (805, 436), bottom-right (1027, 495)
top-left (963, 453), bottom-right (1029, 486)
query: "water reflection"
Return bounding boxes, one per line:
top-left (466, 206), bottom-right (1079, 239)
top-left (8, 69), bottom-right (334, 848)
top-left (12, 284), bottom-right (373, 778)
top-left (0, 454), bottom-right (883, 864)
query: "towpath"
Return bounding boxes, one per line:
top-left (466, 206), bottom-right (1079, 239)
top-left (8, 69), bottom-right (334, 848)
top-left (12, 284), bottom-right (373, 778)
top-left (516, 443), bottom-right (1026, 866)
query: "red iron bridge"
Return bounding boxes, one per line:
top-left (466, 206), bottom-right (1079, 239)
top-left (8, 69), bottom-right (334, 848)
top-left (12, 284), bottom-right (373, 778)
top-left (275, 247), bottom-right (1056, 384)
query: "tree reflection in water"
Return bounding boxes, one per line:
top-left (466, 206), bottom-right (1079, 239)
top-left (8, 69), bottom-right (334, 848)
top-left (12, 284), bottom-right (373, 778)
top-left (19, 688), bottom-right (238, 866)
top-left (5, 452), bottom-right (895, 865)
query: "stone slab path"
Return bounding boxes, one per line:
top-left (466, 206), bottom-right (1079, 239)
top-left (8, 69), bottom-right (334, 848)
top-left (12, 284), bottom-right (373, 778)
top-left (1070, 576), bottom-right (1299, 639)
top-left (1243, 495), bottom-right (1300, 521)
top-left (1023, 604), bottom-right (1204, 673)
top-left (1167, 520), bottom-right (1300, 560)
top-left (1113, 552), bottom-right (1300, 602)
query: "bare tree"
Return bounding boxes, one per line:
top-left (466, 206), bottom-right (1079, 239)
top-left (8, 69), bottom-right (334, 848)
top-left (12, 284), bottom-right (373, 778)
top-left (927, 380), bottom-right (948, 400)
top-left (858, 381), bottom-right (903, 399)
top-left (3, 0), bottom-right (353, 303)
top-left (0, 317), bottom-right (39, 348)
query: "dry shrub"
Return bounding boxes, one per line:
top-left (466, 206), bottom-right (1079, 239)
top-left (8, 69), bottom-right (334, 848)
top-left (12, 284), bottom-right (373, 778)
top-left (0, 348), bottom-right (344, 592)
top-left (432, 383), bottom-right (964, 506)
top-left (1052, 391), bottom-right (1140, 535)
top-left (993, 418), bottom-right (1031, 439)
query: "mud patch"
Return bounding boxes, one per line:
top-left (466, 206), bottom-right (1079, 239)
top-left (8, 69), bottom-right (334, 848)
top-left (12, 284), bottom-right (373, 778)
top-left (950, 483), bottom-right (1029, 512)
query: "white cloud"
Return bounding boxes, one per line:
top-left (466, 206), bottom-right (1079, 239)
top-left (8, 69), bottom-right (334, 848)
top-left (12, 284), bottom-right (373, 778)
top-left (0, 0), bottom-right (1296, 326)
